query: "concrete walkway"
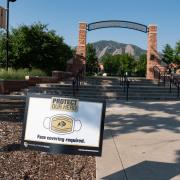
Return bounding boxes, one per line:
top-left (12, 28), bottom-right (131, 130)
top-left (96, 100), bottom-right (180, 180)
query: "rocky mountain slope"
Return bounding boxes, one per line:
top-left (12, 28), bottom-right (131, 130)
top-left (91, 40), bottom-right (146, 59)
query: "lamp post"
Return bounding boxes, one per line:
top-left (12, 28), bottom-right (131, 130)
top-left (6, 0), bottom-right (16, 71)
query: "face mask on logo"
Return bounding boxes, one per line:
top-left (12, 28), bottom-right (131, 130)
top-left (43, 115), bottom-right (82, 134)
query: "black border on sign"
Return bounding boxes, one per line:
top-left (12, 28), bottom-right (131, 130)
top-left (21, 93), bottom-right (106, 156)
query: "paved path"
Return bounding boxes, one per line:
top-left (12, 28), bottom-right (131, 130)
top-left (96, 100), bottom-right (180, 180)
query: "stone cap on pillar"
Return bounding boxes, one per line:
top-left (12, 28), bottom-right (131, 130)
top-left (78, 21), bottom-right (87, 23)
top-left (148, 24), bottom-right (157, 26)
top-left (148, 24), bottom-right (157, 33)
top-left (79, 22), bottom-right (87, 30)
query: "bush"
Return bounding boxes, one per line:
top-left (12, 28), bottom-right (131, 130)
top-left (0, 68), bottom-right (46, 80)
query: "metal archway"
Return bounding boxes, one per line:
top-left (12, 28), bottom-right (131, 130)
top-left (87, 20), bottom-right (148, 33)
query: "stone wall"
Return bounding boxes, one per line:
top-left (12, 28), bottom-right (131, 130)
top-left (0, 80), bottom-right (28, 94)
top-left (27, 76), bottom-right (59, 86)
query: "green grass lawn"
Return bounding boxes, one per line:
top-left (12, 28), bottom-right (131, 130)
top-left (0, 68), bottom-right (46, 80)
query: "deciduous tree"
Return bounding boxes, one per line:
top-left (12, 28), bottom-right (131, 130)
top-left (0, 23), bottom-right (73, 73)
top-left (86, 43), bottom-right (98, 74)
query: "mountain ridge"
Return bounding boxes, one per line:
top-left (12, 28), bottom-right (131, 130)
top-left (90, 40), bottom-right (146, 59)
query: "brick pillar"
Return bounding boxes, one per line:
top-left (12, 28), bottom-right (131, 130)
top-left (146, 25), bottom-right (160, 80)
top-left (76, 22), bottom-right (87, 65)
top-left (0, 7), bottom-right (6, 29)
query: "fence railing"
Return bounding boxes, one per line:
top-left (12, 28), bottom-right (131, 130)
top-left (120, 74), bottom-right (130, 101)
top-left (72, 68), bottom-right (84, 97)
top-left (169, 75), bottom-right (180, 97)
top-left (153, 65), bottom-right (170, 86)
top-left (153, 65), bottom-right (180, 98)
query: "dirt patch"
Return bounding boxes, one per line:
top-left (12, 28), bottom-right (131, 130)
top-left (0, 114), bottom-right (96, 179)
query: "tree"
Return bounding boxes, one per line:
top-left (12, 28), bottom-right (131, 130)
top-left (0, 30), bottom-right (6, 67)
top-left (101, 54), bottom-right (115, 75)
top-left (174, 41), bottom-right (180, 64)
top-left (135, 54), bottom-right (146, 76)
top-left (162, 44), bottom-right (174, 65)
top-left (86, 43), bottom-right (98, 74)
top-left (101, 54), bottom-right (136, 76)
top-left (119, 54), bottom-right (135, 76)
top-left (0, 23), bottom-right (73, 73)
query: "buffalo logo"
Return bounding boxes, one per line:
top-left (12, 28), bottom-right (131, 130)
top-left (44, 115), bottom-right (82, 134)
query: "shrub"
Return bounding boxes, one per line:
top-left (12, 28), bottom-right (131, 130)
top-left (0, 68), bottom-right (46, 80)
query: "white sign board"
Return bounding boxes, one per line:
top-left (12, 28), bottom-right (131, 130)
top-left (22, 94), bottom-right (106, 156)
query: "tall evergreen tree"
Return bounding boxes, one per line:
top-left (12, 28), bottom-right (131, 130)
top-left (174, 41), bottom-right (180, 64)
top-left (162, 44), bottom-right (174, 65)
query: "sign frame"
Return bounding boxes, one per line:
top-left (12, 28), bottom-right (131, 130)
top-left (21, 93), bottom-right (106, 156)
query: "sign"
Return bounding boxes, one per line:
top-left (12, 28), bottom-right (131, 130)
top-left (22, 94), bottom-right (106, 156)
top-left (88, 20), bottom-right (148, 33)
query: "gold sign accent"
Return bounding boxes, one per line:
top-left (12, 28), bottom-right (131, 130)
top-left (51, 115), bottom-right (73, 133)
top-left (51, 97), bottom-right (79, 112)
top-left (43, 115), bottom-right (82, 134)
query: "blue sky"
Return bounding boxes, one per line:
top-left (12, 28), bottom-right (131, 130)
top-left (0, 0), bottom-right (180, 52)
